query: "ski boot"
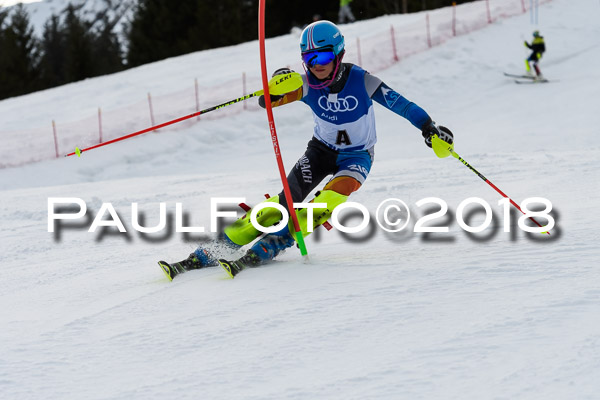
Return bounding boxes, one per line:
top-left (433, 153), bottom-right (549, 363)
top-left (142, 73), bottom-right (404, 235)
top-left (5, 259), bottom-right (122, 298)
top-left (158, 250), bottom-right (211, 281)
top-left (219, 225), bottom-right (295, 278)
top-left (218, 250), bottom-right (262, 278)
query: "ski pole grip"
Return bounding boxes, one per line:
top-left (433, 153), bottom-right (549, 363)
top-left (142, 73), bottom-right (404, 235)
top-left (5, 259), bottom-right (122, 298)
top-left (431, 134), bottom-right (454, 158)
top-left (268, 72), bottom-right (303, 96)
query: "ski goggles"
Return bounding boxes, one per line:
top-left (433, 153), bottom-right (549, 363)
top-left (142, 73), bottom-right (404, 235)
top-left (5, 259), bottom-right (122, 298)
top-left (302, 49), bottom-right (336, 68)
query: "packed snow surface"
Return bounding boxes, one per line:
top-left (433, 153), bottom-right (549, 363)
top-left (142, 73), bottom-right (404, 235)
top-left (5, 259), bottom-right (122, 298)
top-left (1, 0), bottom-right (599, 399)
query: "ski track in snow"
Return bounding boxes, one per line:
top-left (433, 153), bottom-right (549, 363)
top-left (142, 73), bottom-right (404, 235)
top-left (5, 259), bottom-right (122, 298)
top-left (1, 0), bottom-right (600, 399)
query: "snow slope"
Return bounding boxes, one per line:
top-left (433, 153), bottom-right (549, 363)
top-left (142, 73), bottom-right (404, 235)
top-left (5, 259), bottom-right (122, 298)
top-left (1, 0), bottom-right (599, 399)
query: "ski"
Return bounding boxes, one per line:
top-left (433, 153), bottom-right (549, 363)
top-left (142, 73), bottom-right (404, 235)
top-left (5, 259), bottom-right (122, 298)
top-left (158, 256), bottom-right (254, 281)
top-left (218, 259), bottom-right (245, 279)
top-left (504, 72), bottom-right (536, 80)
top-left (160, 245), bottom-right (266, 281)
top-left (158, 249), bottom-right (219, 281)
top-left (514, 78), bottom-right (550, 84)
top-left (158, 260), bottom-right (183, 281)
top-left (218, 251), bottom-right (262, 279)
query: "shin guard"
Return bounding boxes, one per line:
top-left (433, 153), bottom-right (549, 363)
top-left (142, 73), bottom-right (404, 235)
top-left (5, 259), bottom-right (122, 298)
top-left (224, 195), bottom-right (283, 246)
top-left (292, 190), bottom-right (348, 238)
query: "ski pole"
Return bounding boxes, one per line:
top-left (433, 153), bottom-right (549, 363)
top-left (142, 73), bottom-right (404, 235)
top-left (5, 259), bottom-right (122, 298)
top-left (431, 135), bottom-right (550, 235)
top-left (65, 72), bottom-right (303, 157)
top-left (258, 0), bottom-right (308, 257)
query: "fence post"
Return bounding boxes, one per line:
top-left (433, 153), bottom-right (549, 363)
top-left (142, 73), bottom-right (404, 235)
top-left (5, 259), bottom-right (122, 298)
top-left (426, 13), bottom-right (432, 48)
top-left (531, 0), bottom-right (534, 23)
top-left (356, 37), bottom-right (363, 66)
top-left (390, 26), bottom-right (399, 62)
top-left (52, 120), bottom-right (59, 158)
top-left (147, 92), bottom-right (156, 130)
top-left (530, 0), bottom-right (540, 24)
top-left (486, 0), bottom-right (492, 24)
top-left (195, 78), bottom-right (201, 121)
top-left (452, 2), bottom-right (457, 36)
top-left (98, 107), bottom-right (103, 143)
top-left (242, 72), bottom-right (247, 110)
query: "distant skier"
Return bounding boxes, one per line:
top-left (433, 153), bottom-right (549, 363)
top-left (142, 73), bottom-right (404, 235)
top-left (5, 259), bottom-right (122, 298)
top-left (338, 0), bottom-right (356, 24)
top-left (159, 20), bottom-right (454, 280)
top-left (524, 30), bottom-right (545, 79)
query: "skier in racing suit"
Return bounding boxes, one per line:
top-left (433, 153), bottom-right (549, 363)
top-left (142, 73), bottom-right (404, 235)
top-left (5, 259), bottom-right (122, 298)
top-left (159, 20), bottom-right (454, 279)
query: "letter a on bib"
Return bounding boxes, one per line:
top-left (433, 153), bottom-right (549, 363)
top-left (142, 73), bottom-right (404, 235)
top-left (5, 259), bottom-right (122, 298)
top-left (336, 130), bottom-right (352, 146)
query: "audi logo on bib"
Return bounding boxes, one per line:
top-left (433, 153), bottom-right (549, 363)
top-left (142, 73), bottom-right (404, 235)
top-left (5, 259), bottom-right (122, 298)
top-left (318, 95), bottom-right (359, 112)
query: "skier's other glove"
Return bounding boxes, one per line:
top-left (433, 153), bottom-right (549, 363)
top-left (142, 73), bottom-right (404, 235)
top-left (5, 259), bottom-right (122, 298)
top-left (421, 120), bottom-right (454, 148)
top-left (259, 68), bottom-right (296, 108)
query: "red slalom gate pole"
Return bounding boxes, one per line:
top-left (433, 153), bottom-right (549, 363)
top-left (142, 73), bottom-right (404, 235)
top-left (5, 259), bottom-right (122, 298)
top-left (258, 0), bottom-right (308, 257)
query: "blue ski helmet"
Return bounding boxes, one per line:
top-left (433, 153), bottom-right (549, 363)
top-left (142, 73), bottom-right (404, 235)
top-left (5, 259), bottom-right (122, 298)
top-left (300, 21), bottom-right (345, 56)
top-left (533, 30), bottom-right (540, 37)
